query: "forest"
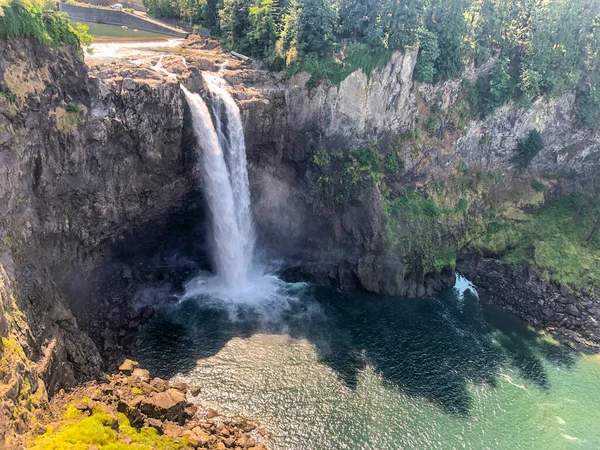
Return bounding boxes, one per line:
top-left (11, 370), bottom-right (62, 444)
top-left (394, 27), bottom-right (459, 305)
top-left (139, 0), bottom-right (600, 127)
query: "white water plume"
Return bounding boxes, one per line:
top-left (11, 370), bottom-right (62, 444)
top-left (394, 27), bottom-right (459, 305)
top-left (148, 61), bottom-right (290, 314)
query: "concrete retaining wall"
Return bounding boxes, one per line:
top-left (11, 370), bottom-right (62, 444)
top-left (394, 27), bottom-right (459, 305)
top-left (58, 3), bottom-right (188, 38)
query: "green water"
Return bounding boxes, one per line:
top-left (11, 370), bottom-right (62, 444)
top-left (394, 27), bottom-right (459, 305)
top-left (137, 279), bottom-right (600, 449)
top-left (71, 21), bottom-right (170, 40)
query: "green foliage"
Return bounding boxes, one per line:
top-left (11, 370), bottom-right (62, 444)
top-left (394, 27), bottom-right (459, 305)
top-left (470, 196), bottom-right (600, 293)
top-left (467, 57), bottom-right (512, 118)
top-left (74, 21), bottom-right (93, 47)
top-left (31, 404), bottom-right (189, 450)
top-left (343, 144), bottom-right (382, 185)
top-left (246, 0), bottom-right (278, 59)
top-left (414, 28), bottom-right (439, 83)
top-left (338, 0), bottom-right (381, 45)
top-left (512, 130), bottom-right (543, 168)
top-left (384, 152), bottom-right (402, 173)
top-left (380, 0), bottom-right (424, 49)
top-left (0, 0), bottom-right (79, 47)
top-left (287, 42), bottom-right (393, 85)
top-left (133, 0), bottom-right (600, 124)
top-left (383, 189), bottom-right (463, 274)
top-left (531, 180), bottom-right (547, 193)
top-left (295, 0), bottom-right (336, 57)
top-left (219, 0), bottom-right (251, 50)
top-left (141, 0), bottom-right (179, 18)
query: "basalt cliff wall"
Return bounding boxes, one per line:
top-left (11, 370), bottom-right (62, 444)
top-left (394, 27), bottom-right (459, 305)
top-left (1, 35), bottom-right (599, 445)
top-left (0, 38), bottom-right (195, 446)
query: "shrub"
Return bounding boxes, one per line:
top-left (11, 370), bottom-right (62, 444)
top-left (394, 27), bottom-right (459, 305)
top-left (0, 0), bottom-right (80, 47)
top-left (512, 130), bottom-right (543, 168)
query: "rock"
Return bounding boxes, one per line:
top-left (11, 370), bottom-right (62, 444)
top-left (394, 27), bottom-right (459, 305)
top-left (146, 418), bottom-right (164, 434)
top-left (236, 435), bottom-right (255, 448)
top-left (207, 408), bottom-right (219, 419)
top-left (189, 386), bottom-right (201, 396)
top-left (171, 382), bottom-right (189, 392)
top-left (183, 427), bottom-right (211, 446)
top-left (566, 303), bottom-right (580, 317)
top-left (139, 389), bottom-right (186, 423)
top-left (118, 359), bottom-right (139, 376)
top-left (184, 405), bottom-right (198, 420)
top-left (150, 377), bottom-right (169, 392)
top-left (117, 399), bottom-right (144, 427)
top-left (131, 368), bottom-right (150, 383)
top-left (222, 436), bottom-right (236, 447)
top-left (216, 442), bottom-right (227, 450)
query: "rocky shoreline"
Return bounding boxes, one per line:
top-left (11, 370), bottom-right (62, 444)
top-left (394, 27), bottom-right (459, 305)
top-left (25, 359), bottom-right (271, 449)
top-left (459, 258), bottom-right (600, 352)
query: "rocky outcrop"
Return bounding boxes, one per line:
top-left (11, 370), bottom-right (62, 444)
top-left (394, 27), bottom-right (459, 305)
top-left (0, 38), bottom-right (195, 445)
top-left (26, 360), bottom-right (271, 449)
top-left (458, 258), bottom-right (600, 350)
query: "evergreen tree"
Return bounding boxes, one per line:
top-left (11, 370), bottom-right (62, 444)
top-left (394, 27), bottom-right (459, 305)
top-left (203, 0), bottom-right (220, 33)
top-left (295, 0), bottom-right (337, 57)
top-left (219, 0), bottom-right (252, 50)
top-left (247, 0), bottom-right (279, 58)
top-left (338, 0), bottom-right (381, 45)
top-left (381, 0), bottom-right (423, 49)
top-left (414, 28), bottom-right (439, 82)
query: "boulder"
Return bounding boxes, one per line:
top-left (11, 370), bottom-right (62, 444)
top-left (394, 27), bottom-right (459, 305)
top-left (146, 418), bottom-right (164, 434)
top-left (117, 399), bottom-right (144, 427)
top-left (139, 388), bottom-right (186, 423)
top-left (131, 368), bottom-right (150, 383)
top-left (118, 359), bottom-right (139, 376)
top-left (206, 408), bottom-right (219, 419)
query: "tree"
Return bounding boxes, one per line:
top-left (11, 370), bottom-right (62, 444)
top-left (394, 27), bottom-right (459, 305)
top-left (142, 0), bottom-right (180, 18)
top-left (413, 28), bottom-right (439, 82)
top-left (381, 0), bottom-right (424, 50)
top-left (512, 129), bottom-right (543, 168)
top-left (338, 0), bottom-right (381, 45)
top-left (276, 0), bottom-right (301, 64)
top-left (202, 0), bottom-right (220, 33)
top-left (247, 0), bottom-right (278, 58)
top-left (425, 0), bottom-right (469, 81)
top-left (295, 0), bottom-right (337, 57)
top-left (219, 0), bottom-right (252, 50)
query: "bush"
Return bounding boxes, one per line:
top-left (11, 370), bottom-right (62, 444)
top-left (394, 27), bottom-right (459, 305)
top-left (0, 0), bottom-right (79, 47)
top-left (512, 130), bottom-right (543, 168)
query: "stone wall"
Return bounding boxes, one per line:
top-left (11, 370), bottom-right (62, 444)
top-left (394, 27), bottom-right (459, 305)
top-left (58, 3), bottom-right (188, 38)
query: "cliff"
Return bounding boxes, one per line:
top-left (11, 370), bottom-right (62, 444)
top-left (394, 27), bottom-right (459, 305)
top-left (1, 33), bottom-right (599, 444)
top-left (0, 37), bottom-right (195, 446)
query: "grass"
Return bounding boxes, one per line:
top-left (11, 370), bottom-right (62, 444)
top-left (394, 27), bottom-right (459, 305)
top-left (470, 196), bottom-right (600, 293)
top-left (30, 403), bottom-right (189, 450)
top-left (287, 43), bottom-right (394, 85)
top-left (53, 104), bottom-right (86, 132)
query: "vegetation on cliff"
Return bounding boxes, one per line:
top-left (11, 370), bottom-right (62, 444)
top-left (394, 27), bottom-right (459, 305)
top-left (470, 196), bottom-right (600, 294)
top-left (0, 0), bottom-right (91, 47)
top-left (144, 0), bottom-right (599, 127)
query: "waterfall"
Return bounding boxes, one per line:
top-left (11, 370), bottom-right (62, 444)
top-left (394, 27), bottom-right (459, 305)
top-left (182, 78), bottom-right (255, 289)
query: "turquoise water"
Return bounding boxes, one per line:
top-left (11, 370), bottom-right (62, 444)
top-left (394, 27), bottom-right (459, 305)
top-left (137, 280), bottom-right (600, 449)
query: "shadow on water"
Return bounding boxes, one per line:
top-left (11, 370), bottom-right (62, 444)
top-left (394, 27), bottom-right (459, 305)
top-left (136, 282), bottom-right (578, 416)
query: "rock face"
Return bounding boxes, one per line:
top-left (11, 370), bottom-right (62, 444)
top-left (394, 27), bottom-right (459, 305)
top-left (228, 46), bottom-right (600, 298)
top-left (0, 38), bottom-right (195, 446)
top-left (139, 388), bottom-right (187, 423)
top-left (458, 258), bottom-right (600, 350)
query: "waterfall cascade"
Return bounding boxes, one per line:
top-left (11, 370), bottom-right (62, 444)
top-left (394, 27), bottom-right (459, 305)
top-left (151, 58), bottom-right (285, 310)
top-left (182, 77), bottom-right (255, 289)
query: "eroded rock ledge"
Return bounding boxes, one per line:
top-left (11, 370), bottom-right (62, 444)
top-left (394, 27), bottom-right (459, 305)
top-left (25, 359), bottom-right (271, 449)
